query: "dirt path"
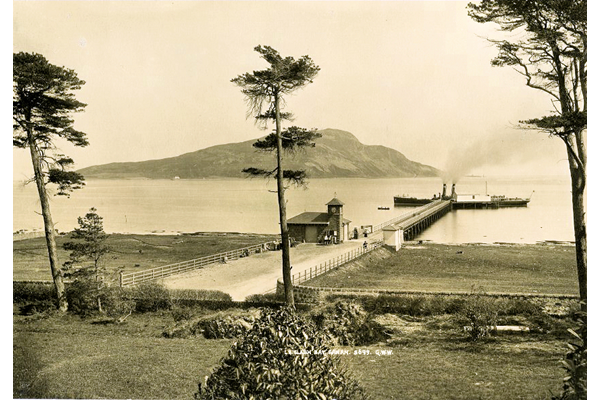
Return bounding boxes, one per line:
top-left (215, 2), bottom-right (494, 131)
top-left (162, 235), bottom-right (381, 300)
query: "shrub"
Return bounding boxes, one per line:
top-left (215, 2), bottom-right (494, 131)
top-left (552, 307), bottom-right (586, 400)
top-left (459, 293), bottom-right (498, 341)
top-left (367, 295), bottom-right (428, 316)
top-left (65, 280), bottom-right (100, 317)
top-left (195, 307), bottom-right (368, 400)
top-left (171, 305), bottom-right (197, 322)
top-left (427, 295), bottom-right (451, 315)
top-left (13, 282), bottom-right (57, 306)
top-left (311, 301), bottom-right (388, 346)
top-left (101, 287), bottom-right (135, 319)
top-left (496, 298), bottom-right (542, 316)
top-left (440, 297), bottom-right (464, 314)
top-left (171, 289), bottom-right (233, 302)
top-left (365, 294), bottom-right (475, 316)
top-left (198, 313), bottom-right (256, 339)
top-left (163, 316), bottom-right (208, 339)
top-left (163, 309), bottom-right (258, 339)
top-left (66, 281), bottom-right (134, 318)
top-left (129, 282), bottom-right (172, 312)
top-left (17, 301), bottom-right (56, 316)
top-left (244, 293), bottom-right (283, 303)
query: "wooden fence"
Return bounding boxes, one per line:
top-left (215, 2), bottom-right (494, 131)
top-left (291, 240), bottom-right (383, 286)
top-left (119, 241), bottom-right (274, 286)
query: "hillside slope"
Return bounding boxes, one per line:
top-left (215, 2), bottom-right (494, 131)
top-left (78, 129), bottom-right (440, 179)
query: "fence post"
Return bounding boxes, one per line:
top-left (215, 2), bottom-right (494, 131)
top-left (119, 272), bottom-right (123, 287)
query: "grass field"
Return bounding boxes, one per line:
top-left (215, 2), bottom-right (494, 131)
top-left (13, 239), bottom-right (577, 399)
top-left (13, 232), bottom-right (277, 281)
top-left (13, 310), bottom-right (568, 400)
top-left (306, 243), bottom-right (579, 295)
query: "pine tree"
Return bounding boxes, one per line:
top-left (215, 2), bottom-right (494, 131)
top-left (13, 52), bottom-right (89, 311)
top-left (232, 46), bottom-right (320, 305)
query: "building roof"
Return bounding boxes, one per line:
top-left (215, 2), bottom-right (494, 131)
top-left (287, 212), bottom-right (330, 225)
top-left (382, 223), bottom-right (401, 231)
top-left (326, 197), bottom-right (345, 206)
top-left (456, 194), bottom-right (492, 202)
top-left (288, 212), bottom-right (352, 225)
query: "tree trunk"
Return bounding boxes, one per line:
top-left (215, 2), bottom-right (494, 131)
top-left (566, 137), bottom-right (587, 308)
top-left (553, 45), bottom-right (587, 310)
top-left (27, 135), bottom-right (68, 312)
top-left (274, 93), bottom-right (294, 306)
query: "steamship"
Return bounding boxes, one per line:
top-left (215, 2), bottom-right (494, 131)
top-left (491, 195), bottom-right (531, 207)
top-left (395, 183), bottom-right (531, 208)
top-left (393, 195), bottom-right (433, 206)
top-left (394, 183), bottom-right (452, 206)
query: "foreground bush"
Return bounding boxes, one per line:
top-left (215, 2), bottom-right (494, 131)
top-left (171, 289), bottom-right (233, 302)
top-left (13, 282), bottom-right (57, 313)
top-left (198, 314), bottom-right (254, 339)
top-left (459, 292), bottom-right (499, 341)
top-left (128, 282), bottom-right (172, 312)
top-left (244, 293), bottom-right (283, 303)
top-left (344, 293), bottom-right (545, 318)
top-left (195, 307), bottom-right (368, 400)
top-left (553, 307), bottom-right (586, 400)
top-left (163, 309), bottom-right (259, 339)
top-left (13, 282), bottom-right (57, 304)
top-left (311, 301), bottom-right (388, 346)
top-left (65, 280), bottom-right (102, 317)
top-left (66, 281), bottom-right (134, 318)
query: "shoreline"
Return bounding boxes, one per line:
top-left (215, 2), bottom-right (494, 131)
top-left (14, 174), bottom-right (572, 183)
top-left (414, 239), bottom-right (575, 246)
top-left (13, 229), bottom-right (575, 247)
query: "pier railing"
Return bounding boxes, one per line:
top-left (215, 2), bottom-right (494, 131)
top-left (119, 241), bottom-right (273, 287)
top-left (291, 240), bottom-right (383, 286)
top-left (371, 201), bottom-right (447, 233)
top-left (372, 214), bottom-right (410, 233)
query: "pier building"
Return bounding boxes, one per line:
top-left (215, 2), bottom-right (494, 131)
top-left (288, 198), bottom-right (351, 244)
top-left (382, 200), bottom-right (452, 250)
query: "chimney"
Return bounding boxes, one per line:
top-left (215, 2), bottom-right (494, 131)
top-left (451, 184), bottom-right (456, 198)
top-left (442, 184), bottom-right (447, 198)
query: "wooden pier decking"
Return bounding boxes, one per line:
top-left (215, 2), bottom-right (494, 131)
top-left (382, 200), bottom-right (452, 245)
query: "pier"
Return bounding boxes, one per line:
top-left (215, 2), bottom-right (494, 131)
top-left (382, 200), bottom-right (452, 249)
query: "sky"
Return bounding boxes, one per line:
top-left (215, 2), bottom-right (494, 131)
top-left (11, 1), bottom-right (580, 181)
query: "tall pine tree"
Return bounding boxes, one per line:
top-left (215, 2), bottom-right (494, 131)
top-left (13, 52), bottom-right (89, 311)
top-left (232, 46), bottom-right (320, 305)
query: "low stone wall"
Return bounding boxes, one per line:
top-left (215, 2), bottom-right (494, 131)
top-left (278, 280), bottom-right (579, 314)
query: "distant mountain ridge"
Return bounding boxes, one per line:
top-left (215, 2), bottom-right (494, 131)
top-left (77, 129), bottom-right (440, 179)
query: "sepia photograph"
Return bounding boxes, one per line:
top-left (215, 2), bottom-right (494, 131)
top-left (12, 1), bottom-right (588, 399)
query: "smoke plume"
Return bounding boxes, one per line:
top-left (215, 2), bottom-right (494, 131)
top-left (441, 130), bottom-right (553, 183)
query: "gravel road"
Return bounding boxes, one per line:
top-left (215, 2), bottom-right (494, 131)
top-left (162, 235), bottom-right (381, 300)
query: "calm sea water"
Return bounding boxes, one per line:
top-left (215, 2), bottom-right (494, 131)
top-left (13, 176), bottom-right (575, 244)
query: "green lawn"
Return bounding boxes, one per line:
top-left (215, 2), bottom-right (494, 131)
top-left (13, 311), bottom-right (567, 399)
top-left (13, 312), bottom-right (232, 399)
top-left (13, 240), bottom-right (575, 399)
top-left (306, 243), bottom-right (579, 296)
top-left (13, 232), bottom-right (277, 281)
top-left (342, 314), bottom-right (567, 400)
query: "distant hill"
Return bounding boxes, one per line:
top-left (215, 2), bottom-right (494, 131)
top-left (77, 129), bottom-right (440, 179)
